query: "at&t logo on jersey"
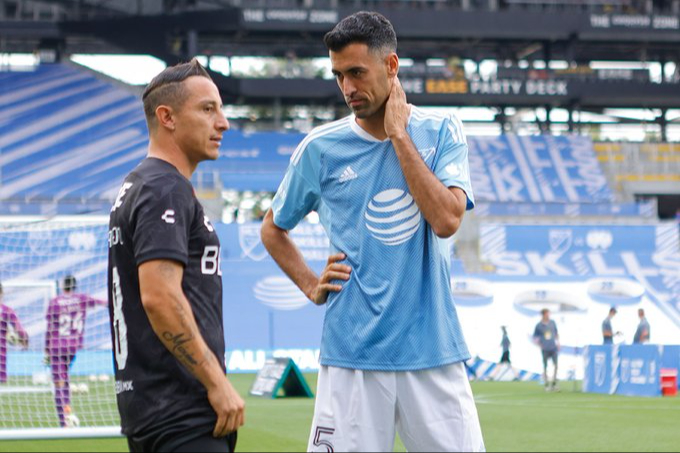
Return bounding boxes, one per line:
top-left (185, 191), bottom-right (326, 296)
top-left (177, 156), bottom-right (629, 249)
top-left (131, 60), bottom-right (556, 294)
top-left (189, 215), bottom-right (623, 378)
top-left (365, 189), bottom-right (422, 246)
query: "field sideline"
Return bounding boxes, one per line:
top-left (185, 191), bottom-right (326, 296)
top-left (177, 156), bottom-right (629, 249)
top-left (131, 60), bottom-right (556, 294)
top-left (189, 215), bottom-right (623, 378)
top-left (1, 374), bottom-right (679, 452)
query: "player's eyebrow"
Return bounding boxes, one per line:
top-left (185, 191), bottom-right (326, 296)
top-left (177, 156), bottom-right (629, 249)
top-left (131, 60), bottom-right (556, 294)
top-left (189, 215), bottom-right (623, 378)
top-left (199, 99), bottom-right (223, 109)
top-left (332, 66), bottom-right (365, 76)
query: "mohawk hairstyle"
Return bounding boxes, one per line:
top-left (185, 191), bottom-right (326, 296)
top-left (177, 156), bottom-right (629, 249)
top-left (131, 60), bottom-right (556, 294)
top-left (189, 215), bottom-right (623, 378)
top-left (142, 58), bottom-right (212, 130)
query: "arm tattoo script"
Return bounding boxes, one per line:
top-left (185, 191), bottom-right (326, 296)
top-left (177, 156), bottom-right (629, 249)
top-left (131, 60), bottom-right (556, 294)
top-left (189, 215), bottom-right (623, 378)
top-left (162, 331), bottom-right (199, 368)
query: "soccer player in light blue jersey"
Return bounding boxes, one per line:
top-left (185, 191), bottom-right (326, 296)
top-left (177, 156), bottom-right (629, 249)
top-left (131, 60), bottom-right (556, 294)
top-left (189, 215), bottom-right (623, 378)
top-left (261, 11), bottom-right (484, 452)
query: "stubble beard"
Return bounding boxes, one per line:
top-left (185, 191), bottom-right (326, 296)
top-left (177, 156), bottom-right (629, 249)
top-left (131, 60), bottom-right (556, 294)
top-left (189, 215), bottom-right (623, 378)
top-left (350, 101), bottom-right (381, 120)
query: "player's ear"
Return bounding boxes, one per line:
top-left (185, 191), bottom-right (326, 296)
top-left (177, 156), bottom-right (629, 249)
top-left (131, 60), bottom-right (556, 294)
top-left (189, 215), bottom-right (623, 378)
top-left (386, 52), bottom-right (399, 79)
top-left (155, 105), bottom-right (176, 131)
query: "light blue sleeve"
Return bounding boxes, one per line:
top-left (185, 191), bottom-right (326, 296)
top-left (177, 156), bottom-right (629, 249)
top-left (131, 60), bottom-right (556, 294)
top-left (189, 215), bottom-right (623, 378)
top-left (433, 115), bottom-right (475, 210)
top-left (271, 140), bottom-right (322, 230)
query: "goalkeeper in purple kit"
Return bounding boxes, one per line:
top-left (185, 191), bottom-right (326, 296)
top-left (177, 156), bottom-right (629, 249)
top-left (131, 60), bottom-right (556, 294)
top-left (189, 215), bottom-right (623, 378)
top-left (0, 282), bottom-right (29, 383)
top-left (45, 275), bottom-right (107, 427)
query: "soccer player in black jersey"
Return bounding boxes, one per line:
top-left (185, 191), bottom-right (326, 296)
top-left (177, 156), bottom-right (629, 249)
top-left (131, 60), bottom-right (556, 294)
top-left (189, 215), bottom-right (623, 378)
top-left (107, 59), bottom-right (244, 452)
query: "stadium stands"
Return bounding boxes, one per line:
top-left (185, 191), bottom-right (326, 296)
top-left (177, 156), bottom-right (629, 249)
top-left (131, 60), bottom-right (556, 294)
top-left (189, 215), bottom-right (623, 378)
top-left (0, 63), bottom-right (147, 210)
top-left (596, 142), bottom-right (680, 177)
top-left (2, 64), bottom-right (619, 209)
top-left (467, 135), bottom-right (613, 203)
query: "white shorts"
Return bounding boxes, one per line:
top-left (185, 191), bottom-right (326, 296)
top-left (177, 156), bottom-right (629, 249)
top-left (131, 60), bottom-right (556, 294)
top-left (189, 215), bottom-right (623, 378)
top-left (307, 362), bottom-right (485, 452)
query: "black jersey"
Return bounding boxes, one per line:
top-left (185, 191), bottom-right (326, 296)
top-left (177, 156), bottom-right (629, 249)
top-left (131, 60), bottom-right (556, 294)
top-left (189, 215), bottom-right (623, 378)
top-left (107, 157), bottom-right (224, 437)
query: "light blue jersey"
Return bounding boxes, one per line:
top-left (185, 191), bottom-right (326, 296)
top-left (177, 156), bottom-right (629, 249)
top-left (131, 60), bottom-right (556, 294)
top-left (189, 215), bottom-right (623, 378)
top-left (272, 106), bottom-right (475, 371)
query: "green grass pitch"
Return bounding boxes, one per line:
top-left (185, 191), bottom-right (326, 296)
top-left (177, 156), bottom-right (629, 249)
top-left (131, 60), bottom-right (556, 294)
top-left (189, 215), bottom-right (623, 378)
top-left (1, 374), bottom-right (679, 452)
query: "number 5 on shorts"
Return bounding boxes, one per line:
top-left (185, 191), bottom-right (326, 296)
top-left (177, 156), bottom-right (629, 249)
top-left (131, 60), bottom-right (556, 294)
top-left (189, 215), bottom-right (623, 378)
top-left (312, 426), bottom-right (335, 453)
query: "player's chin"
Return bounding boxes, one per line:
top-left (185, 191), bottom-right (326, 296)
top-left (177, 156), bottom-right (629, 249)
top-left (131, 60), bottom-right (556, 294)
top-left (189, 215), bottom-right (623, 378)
top-left (203, 146), bottom-right (220, 161)
top-left (352, 106), bottom-right (376, 119)
top-left (352, 108), bottom-right (369, 119)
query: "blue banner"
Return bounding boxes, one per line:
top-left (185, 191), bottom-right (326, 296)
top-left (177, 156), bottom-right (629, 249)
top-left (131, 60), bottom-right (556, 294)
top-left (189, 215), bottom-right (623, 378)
top-left (584, 345), bottom-right (677, 397)
top-left (616, 345), bottom-right (662, 397)
top-left (583, 345), bottom-right (615, 394)
top-left (481, 223), bottom-right (677, 255)
top-left (221, 259), bottom-right (325, 350)
top-left (479, 223), bottom-right (680, 327)
top-left (217, 223), bottom-right (330, 352)
top-left (218, 222), bottom-right (330, 264)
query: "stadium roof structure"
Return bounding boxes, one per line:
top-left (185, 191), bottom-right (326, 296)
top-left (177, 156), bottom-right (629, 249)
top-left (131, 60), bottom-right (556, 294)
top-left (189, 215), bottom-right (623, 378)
top-left (2, 0), bottom-right (680, 61)
top-left (2, 0), bottom-right (680, 129)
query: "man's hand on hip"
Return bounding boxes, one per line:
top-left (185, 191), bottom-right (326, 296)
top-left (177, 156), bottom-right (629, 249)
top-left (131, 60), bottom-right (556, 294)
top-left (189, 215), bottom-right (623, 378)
top-left (309, 253), bottom-right (352, 305)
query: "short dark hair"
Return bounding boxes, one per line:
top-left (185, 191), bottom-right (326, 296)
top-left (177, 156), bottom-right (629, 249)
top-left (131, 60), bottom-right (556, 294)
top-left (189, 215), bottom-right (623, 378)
top-left (142, 58), bottom-right (212, 130)
top-left (64, 275), bottom-right (77, 293)
top-left (0, 282), bottom-right (3, 295)
top-left (609, 307), bottom-right (617, 314)
top-left (541, 308), bottom-right (550, 315)
top-left (323, 11), bottom-right (397, 55)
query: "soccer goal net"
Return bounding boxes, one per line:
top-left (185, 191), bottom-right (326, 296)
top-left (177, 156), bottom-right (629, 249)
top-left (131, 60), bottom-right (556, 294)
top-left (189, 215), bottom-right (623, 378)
top-left (0, 216), bottom-right (121, 440)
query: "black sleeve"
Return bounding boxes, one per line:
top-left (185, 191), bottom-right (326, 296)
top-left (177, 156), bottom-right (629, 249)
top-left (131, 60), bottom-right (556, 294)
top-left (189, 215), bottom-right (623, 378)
top-left (132, 174), bottom-right (194, 267)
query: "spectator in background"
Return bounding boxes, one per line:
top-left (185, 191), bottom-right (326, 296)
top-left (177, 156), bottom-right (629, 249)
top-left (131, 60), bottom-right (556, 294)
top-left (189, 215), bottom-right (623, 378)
top-left (633, 308), bottom-right (651, 344)
top-left (533, 308), bottom-right (560, 392)
top-left (500, 325), bottom-right (511, 364)
top-left (491, 326), bottom-right (518, 381)
top-left (602, 306), bottom-right (621, 345)
top-left (0, 282), bottom-right (29, 383)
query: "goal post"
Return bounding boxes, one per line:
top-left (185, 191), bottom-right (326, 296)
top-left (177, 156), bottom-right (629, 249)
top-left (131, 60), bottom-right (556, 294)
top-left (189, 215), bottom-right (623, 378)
top-left (0, 216), bottom-right (122, 439)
